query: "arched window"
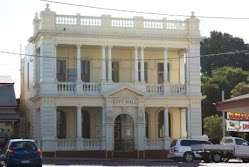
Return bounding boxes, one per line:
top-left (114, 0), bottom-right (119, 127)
top-left (82, 109), bottom-right (90, 138)
top-left (57, 110), bottom-right (66, 138)
top-left (158, 110), bottom-right (164, 138)
top-left (145, 112), bottom-right (149, 138)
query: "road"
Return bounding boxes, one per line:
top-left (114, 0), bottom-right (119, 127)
top-left (42, 159), bottom-right (248, 167)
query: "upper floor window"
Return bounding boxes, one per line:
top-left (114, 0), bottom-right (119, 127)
top-left (157, 63), bottom-right (170, 84)
top-left (81, 61), bottom-right (90, 82)
top-left (112, 62), bottom-right (119, 82)
top-left (138, 62), bottom-right (148, 82)
top-left (57, 60), bottom-right (66, 82)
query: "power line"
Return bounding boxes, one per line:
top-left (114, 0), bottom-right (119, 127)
top-left (41, 0), bottom-right (249, 20)
top-left (0, 50), bottom-right (248, 62)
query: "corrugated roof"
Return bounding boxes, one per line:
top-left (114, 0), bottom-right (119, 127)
top-left (0, 85), bottom-right (17, 106)
top-left (0, 76), bottom-right (14, 84)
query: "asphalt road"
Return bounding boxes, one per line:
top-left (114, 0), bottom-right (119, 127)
top-left (42, 159), bottom-right (248, 167)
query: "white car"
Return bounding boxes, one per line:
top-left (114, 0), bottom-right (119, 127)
top-left (168, 138), bottom-right (212, 162)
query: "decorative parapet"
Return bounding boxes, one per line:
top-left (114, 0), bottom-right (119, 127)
top-left (32, 4), bottom-right (200, 39)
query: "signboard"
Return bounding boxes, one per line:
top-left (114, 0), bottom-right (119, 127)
top-left (227, 120), bottom-right (249, 132)
top-left (227, 112), bottom-right (249, 120)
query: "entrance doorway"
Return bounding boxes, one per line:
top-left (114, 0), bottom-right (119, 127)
top-left (114, 114), bottom-right (134, 152)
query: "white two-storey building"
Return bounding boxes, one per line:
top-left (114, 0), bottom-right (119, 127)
top-left (21, 4), bottom-right (203, 158)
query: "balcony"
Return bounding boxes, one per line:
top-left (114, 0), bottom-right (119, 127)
top-left (55, 82), bottom-right (186, 96)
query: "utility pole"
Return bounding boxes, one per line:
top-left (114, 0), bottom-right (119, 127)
top-left (222, 90), bottom-right (225, 138)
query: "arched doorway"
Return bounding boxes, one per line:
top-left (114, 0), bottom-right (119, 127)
top-left (114, 114), bottom-right (134, 151)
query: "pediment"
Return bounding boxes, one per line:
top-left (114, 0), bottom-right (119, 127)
top-left (105, 86), bottom-right (145, 97)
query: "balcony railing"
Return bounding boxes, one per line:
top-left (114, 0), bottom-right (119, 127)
top-left (145, 139), bottom-right (163, 150)
top-left (56, 82), bottom-right (186, 96)
top-left (57, 139), bottom-right (102, 151)
top-left (146, 84), bottom-right (163, 94)
top-left (55, 15), bottom-right (187, 30)
top-left (57, 82), bottom-right (75, 92)
top-left (170, 84), bottom-right (186, 94)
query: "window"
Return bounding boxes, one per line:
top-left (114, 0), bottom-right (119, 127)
top-left (112, 62), bottom-right (119, 82)
top-left (82, 109), bottom-right (90, 138)
top-left (157, 63), bottom-right (170, 84)
top-left (138, 62), bottom-right (148, 82)
top-left (57, 110), bottom-right (66, 138)
top-left (57, 60), bottom-right (66, 82)
top-left (27, 63), bottom-right (29, 89)
top-left (81, 61), bottom-right (90, 82)
top-left (157, 63), bottom-right (164, 84)
top-left (224, 139), bottom-right (233, 145)
top-left (235, 139), bottom-right (248, 146)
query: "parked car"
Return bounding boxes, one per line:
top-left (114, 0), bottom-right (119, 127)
top-left (168, 138), bottom-right (212, 162)
top-left (0, 139), bottom-right (42, 167)
top-left (191, 136), bottom-right (249, 163)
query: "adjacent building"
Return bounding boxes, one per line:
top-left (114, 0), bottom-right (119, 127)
top-left (21, 4), bottom-right (203, 158)
top-left (0, 76), bottom-right (19, 138)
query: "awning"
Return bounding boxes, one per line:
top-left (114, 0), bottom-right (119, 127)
top-left (216, 94), bottom-right (249, 113)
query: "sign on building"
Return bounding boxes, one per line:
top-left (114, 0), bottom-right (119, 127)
top-left (226, 112), bottom-right (249, 132)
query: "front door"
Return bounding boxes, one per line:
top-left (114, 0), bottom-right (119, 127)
top-left (114, 114), bottom-right (134, 151)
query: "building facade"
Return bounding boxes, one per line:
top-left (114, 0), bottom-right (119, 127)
top-left (0, 76), bottom-right (19, 141)
top-left (21, 4), bottom-right (203, 158)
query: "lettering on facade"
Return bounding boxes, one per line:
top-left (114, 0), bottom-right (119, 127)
top-left (109, 99), bottom-right (139, 106)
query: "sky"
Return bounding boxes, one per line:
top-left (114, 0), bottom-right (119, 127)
top-left (0, 0), bottom-right (249, 98)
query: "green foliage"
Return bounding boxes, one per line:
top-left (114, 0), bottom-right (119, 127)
top-left (201, 67), bottom-right (249, 118)
top-left (203, 115), bottom-right (223, 144)
top-left (231, 82), bottom-right (249, 98)
top-left (201, 31), bottom-right (249, 76)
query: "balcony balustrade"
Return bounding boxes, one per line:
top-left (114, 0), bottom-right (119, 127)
top-left (55, 82), bottom-right (186, 96)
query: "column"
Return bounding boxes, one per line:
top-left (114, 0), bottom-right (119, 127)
top-left (54, 44), bottom-right (58, 82)
top-left (77, 106), bottom-right (82, 138)
top-left (163, 48), bottom-right (168, 84)
top-left (102, 107), bottom-right (106, 150)
top-left (107, 46), bottom-right (112, 82)
top-left (185, 49), bottom-right (190, 84)
top-left (101, 46), bottom-right (106, 82)
top-left (180, 108), bottom-right (187, 138)
top-left (163, 107), bottom-right (170, 149)
top-left (140, 47), bottom-right (145, 83)
top-left (76, 45), bottom-right (82, 82)
top-left (163, 107), bottom-right (169, 138)
top-left (134, 47), bottom-right (139, 82)
top-left (187, 107), bottom-right (191, 138)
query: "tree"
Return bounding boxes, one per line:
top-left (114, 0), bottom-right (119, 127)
top-left (231, 82), bottom-right (249, 98)
top-left (202, 67), bottom-right (249, 118)
top-left (201, 31), bottom-right (249, 76)
top-left (203, 115), bottom-right (223, 144)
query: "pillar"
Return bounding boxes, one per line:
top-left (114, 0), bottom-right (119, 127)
top-left (180, 108), bottom-right (187, 138)
top-left (102, 107), bottom-right (106, 150)
top-left (134, 47), bottom-right (139, 83)
top-left (101, 46), bottom-right (106, 82)
top-left (163, 48), bottom-right (168, 84)
top-left (76, 45), bottom-right (82, 82)
top-left (140, 47), bottom-right (145, 83)
top-left (77, 106), bottom-right (82, 138)
top-left (187, 107), bottom-right (191, 138)
top-left (107, 46), bottom-right (112, 82)
top-left (163, 107), bottom-right (170, 149)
